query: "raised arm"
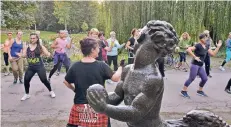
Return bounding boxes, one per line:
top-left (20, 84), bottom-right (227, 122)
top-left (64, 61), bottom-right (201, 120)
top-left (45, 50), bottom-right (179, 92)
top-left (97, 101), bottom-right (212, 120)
top-left (208, 40), bottom-right (222, 57)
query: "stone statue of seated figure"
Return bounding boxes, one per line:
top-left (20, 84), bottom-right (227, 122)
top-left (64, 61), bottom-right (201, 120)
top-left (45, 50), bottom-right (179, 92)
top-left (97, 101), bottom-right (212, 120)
top-left (86, 20), bottom-right (230, 127)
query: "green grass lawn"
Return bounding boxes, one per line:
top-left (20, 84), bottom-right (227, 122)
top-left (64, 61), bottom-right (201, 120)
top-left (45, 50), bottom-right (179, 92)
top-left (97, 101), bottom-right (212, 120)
top-left (1, 30), bottom-right (57, 43)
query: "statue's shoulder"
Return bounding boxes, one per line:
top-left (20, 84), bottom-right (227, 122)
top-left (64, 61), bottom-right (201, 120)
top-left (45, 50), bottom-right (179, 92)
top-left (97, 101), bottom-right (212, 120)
top-left (121, 64), bottom-right (133, 80)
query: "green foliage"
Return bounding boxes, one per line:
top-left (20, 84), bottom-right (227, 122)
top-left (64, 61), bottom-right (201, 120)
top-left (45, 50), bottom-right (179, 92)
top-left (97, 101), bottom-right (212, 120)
top-left (81, 21), bottom-right (89, 32)
top-left (53, 1), bottom-right (71, 30)
top-left (1, 1), bottom-right (37, 29)
top-left (97, 1), bottom-right (231, 45)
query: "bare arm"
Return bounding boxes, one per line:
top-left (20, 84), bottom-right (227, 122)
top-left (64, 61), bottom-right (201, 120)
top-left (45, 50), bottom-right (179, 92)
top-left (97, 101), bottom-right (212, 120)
top-left (22, 44), bottom-right (28, 57)
top-left (126, 41), bottom-right (133, 50)
top-left (51, 39), bottom-right (58, 49)
top-left (187, 46), bottom-right (201, 62)
top-left (41, 45), bottom-right (51, 57)
top-left (104, 46), bottom-right (111, 51)
top-left (111, 66), bottom-right (123, 82)
top-left (63, 80), bottom-right (75, 92)
top-left (186, 46), bottom-right (196, 58)
top-left (208, 40), bottom-right (222, 57)
top-left (8, 41), bottom-right (13, 58)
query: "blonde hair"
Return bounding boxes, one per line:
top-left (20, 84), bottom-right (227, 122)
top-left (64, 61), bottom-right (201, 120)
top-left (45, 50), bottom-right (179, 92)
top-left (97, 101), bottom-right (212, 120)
top-left (90, 28), bottom-right (99, 35)
top-left (180, 32), bottom-right (191, 41)
top-left (110, 31), bottom-right (116, 36)
top-left (203, 30), bottom-right (210, 34)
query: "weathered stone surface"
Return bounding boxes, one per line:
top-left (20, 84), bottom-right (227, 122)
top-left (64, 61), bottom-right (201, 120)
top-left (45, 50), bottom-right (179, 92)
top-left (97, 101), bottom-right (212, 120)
top-left (86, 20), bottom-right (230, 127)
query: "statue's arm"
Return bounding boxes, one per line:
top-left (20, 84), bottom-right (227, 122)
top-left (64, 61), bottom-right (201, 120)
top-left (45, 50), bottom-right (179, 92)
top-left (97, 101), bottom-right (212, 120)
top-left (104, 92), bottom-right (155, 122)
top-left (107, 65), bottom-right (130, 105)
top-left (107, 81), bottom-right (124, 105)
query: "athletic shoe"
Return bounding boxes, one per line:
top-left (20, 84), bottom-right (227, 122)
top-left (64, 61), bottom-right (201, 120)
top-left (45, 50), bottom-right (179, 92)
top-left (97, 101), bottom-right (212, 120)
top-left (56, 72), bottom-right (60, 76)
top-left (225, 88), bottom-right (231, 94)
top-left (197, 90), bottom-right (208, 97)
top-left (208, 75), bottom-right (212, 78)
top-left (19, 79), bottom-right (23, 84)
top-left (13, 79), bottom-right (17, 84)
top-left (21, 94), bottom-right (31, 101)
top-left (4, 72), bottom-right (10, 76)
top-left (180, 91), bottom-right (190, 98)
top-left (219, 66), bottom-right (225, 71)
top-left (50, 91), bottom-right (56, 98)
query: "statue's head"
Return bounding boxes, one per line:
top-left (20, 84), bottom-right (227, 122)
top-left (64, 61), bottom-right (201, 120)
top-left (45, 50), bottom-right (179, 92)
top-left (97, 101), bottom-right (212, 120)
top-left (136, 20), bottom-right (179, 57)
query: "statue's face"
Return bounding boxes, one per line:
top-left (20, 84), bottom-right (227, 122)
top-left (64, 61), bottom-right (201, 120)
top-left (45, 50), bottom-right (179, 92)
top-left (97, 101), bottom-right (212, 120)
top-left (138, 21), bottom-right (178, 57)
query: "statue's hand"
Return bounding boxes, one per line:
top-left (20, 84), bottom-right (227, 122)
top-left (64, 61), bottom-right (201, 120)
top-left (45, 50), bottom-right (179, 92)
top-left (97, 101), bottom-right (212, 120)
top-left (87, 84), bottom-right (108, 113)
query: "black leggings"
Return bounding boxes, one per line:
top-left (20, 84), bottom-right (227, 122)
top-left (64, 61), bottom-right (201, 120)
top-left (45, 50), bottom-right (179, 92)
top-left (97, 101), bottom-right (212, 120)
top-left (49, 59), bottom-right (69, 78)
top-left (156, 57), bottom-right (165, 77)
top-left (3, 52), bottom-right (9, 66)
top-left (225, 78), bottom-right (231, 90)
top-left (107, 56), bottom-right (118, 71)
top-left (24, 66), bottom-right (52, 94)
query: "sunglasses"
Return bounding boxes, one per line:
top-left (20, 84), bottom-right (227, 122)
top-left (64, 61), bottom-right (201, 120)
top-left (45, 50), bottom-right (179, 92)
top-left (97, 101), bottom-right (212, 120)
top-left (30, 38), bottom-right (36, 39)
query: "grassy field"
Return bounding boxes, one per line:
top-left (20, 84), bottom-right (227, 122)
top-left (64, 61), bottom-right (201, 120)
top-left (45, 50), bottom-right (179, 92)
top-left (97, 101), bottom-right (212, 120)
top-left (1, 30), bottom-right (57, 43)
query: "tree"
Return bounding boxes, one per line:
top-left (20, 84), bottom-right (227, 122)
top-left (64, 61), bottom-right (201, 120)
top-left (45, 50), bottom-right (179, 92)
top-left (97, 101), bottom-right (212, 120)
top-left (81, 21), bottom-right (88, 32)
top-left (1, 1), bottom-right (37, 29)
top-left (53, 1), bottom-right (71, 30)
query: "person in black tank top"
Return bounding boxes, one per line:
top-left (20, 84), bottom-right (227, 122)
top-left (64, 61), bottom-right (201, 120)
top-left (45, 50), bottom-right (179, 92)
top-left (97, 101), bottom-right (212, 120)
top-left (20, 33), bottom-right (56, 101)
top-left (126, 28), bottom-right (139, 64)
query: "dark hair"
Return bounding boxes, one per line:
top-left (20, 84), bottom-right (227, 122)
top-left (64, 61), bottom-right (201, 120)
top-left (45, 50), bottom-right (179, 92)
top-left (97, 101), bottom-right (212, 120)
top-left (98, 31), bottom-right (104, 38)
top-left (131, 28), bottom-right (137, 36)
top-left (80, 37), bottom-right (98, 56)
top-left (30, 33), bottom-right (42, 54)
top-left (7, 32), bottom-right (13, 35)
top-left (199, 33), bottom-right (207, 40)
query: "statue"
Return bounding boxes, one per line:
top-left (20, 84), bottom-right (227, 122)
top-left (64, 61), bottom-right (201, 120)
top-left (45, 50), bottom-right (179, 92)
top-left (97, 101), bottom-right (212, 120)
top-left (86, 20), bottom-right (230, 127)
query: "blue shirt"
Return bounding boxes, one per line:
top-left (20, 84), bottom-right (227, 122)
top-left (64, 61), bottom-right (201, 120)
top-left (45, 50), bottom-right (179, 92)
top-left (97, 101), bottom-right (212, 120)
top-left (106, 38), bottom-right (125, 56)
top-left (226, 38), bottom-right (231, 49)
top-left (10, 40), bottom-right (23, 58)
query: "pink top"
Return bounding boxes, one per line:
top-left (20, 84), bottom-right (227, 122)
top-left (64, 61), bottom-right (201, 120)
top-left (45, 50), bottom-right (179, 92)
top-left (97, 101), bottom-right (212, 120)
top-left (55, 38), bottom-right (67, 53)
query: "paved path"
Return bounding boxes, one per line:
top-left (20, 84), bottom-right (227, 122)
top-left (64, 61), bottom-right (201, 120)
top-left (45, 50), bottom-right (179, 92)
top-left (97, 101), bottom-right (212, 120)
top-left (1, 68), bottom-right (231, 127)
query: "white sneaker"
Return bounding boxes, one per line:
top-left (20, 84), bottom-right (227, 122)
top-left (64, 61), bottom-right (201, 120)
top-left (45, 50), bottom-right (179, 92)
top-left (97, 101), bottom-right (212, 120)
top-left (21, 94), bottom-right (31, 101)
top-left (50, 91), bottom-right (56, 98)
top-left (219, 66), bottom-right (225, 71)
